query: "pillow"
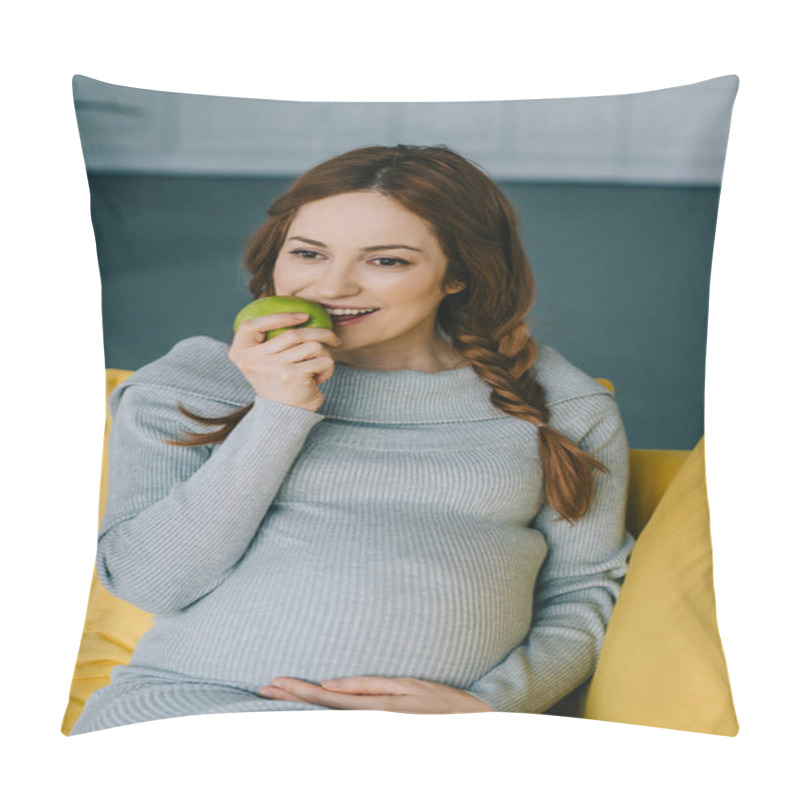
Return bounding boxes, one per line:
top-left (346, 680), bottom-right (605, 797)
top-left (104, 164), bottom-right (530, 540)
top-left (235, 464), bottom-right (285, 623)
top-left (65, 75), bottom-right (739, 736)
top-left (584, 437), bottom-right (739, 736)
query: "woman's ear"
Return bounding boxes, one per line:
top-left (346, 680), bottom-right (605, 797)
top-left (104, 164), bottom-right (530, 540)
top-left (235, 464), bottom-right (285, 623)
top-left (445, 281), bottom-right (466, 295)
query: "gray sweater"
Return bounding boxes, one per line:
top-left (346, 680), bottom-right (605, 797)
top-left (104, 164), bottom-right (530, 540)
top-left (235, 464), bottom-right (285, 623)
top-left (70, 336), bottom-right (634, 734)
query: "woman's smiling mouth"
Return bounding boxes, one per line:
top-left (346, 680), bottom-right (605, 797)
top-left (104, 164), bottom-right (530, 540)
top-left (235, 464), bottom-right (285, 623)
top-left (323, 306), bottom-right (381, 326)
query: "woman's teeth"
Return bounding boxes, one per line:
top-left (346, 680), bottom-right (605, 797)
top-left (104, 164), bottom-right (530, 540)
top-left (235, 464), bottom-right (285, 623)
top-left (327, 308), bottom-right (379, 317)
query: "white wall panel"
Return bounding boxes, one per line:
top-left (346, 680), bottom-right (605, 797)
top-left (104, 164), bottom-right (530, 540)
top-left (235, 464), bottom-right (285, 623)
top-left (73, 75), bottom-right (737, 184)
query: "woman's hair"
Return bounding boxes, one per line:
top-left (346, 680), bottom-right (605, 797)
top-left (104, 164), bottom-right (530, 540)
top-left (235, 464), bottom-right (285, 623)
top-left (168, 144), bottom-right (609, 523)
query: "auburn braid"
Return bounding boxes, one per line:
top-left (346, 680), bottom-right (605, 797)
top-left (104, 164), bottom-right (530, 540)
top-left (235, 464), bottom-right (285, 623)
top-left (447, 316), bottom-right (609, 524)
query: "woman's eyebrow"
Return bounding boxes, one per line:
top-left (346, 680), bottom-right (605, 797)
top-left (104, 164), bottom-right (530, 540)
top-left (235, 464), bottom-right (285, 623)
top-left (288, 236), bottom-right (422, 253)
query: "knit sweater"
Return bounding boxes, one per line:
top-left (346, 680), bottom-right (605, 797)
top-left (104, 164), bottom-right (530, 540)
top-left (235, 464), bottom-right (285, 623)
top-left (70, 336), bottom-right (634, 735)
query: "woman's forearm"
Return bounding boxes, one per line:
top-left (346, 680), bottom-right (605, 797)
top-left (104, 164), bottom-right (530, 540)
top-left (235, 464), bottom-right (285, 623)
top-left (96, 387), bottom-right (324, 613)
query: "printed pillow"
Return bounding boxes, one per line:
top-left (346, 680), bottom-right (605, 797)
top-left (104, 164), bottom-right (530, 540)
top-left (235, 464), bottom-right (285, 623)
top-left (64, 74), bottom-right (739, 736)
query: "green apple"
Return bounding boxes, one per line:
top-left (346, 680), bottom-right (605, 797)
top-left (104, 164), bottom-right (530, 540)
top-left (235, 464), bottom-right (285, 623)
top-left (233, 296), bottom-right (333, 340)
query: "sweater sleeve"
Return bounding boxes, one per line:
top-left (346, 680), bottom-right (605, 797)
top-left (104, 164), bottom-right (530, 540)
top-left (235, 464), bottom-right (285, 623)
top-left (96, 383), bottom-right (324, 614)
top-left (464, 392), bottom-right (635, 713)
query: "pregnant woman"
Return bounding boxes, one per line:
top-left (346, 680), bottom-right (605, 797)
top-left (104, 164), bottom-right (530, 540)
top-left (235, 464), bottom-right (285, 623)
top-left (70, 144), bottom-right (634, 734)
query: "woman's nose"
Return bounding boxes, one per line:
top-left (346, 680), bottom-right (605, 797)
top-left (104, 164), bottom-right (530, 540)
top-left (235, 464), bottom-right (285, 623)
top-left (312, 261), bottom-right (360, 297)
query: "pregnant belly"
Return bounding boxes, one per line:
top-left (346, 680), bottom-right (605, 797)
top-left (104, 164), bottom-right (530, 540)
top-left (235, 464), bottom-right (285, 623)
top-left (129, 519), bottom-right (546, 689)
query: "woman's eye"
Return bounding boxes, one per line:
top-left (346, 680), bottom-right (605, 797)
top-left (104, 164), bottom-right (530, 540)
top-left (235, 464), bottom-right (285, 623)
top-left (289, 249), bottom-right (321, 259)
top-left (373, 257), bottom-right (409, 268)
top-left (288, 249), bottom-right (407, 267)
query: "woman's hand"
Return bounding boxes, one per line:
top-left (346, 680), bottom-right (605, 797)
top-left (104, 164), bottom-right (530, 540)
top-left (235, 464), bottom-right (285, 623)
top-left (257, 676), bottom-right (493, 714)
top-left (228, 313), bottom-right (342, 413)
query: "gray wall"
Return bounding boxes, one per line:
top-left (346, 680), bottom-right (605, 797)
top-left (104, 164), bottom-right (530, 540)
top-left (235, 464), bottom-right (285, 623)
top-left (88, 174), bottom-right (719, 451)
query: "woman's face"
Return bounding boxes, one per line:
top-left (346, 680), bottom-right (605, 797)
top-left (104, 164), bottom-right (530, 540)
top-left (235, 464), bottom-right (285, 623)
top-left (272, 191), bottom-right (462, 371)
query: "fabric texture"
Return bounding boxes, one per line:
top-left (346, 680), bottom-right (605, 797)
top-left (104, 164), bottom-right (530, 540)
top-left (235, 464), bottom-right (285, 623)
top-left (68, 336), bottom-right (634, 734)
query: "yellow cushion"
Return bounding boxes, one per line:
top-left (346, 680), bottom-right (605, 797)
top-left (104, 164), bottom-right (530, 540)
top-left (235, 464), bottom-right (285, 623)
top-left (626, 448), bottom-right (691, 536)
top-left (62, 369), bottom-right (149, 736)
top-left (583, 436), bottom-right (739, 735)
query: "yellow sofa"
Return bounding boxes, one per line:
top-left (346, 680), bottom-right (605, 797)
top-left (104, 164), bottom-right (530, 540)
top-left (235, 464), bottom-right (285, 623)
top-left (61, 371), bottom-right (738, 736)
